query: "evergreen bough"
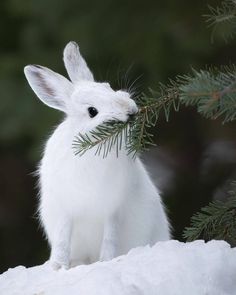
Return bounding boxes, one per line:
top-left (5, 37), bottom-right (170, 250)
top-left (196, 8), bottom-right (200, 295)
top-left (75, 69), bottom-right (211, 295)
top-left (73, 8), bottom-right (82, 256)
top-left (183, 182), bottom-right (236, 245)
top-left (205, 0), bottom-right (236, 40)
top-left (73, 67), bottom-right (236, 157)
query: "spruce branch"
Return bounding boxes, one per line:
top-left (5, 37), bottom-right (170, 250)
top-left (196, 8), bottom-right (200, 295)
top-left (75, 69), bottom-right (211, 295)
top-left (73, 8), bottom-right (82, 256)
top-left (72, 80), bottom-right (180, 158)
top-left (204, 0), bottom-right (236, 40)
top-left (73, 66), bottom-right (236, 157)
top-left (183, 182), bottom-right (236, 244)
top-left (180, 69), bottom-right (236, 246)
top-left (72, 120), bottom-right (130, 158)
top-left (179, 66), bottom-right (236, 123)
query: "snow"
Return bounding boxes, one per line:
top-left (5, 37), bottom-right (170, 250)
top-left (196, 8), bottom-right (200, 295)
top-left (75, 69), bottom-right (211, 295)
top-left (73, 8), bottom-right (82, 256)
top-left (0, 240), bottom-right (236, 295)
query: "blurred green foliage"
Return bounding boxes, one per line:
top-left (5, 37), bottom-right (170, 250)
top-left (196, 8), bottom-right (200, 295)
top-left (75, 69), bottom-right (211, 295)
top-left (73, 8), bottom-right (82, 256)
top-left (0, 0), bottom-right (236, 272)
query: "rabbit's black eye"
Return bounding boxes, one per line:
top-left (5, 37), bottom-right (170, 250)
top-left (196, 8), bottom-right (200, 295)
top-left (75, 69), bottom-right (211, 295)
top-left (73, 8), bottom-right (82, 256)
top-left (88, 107), bottom-right (98, 118)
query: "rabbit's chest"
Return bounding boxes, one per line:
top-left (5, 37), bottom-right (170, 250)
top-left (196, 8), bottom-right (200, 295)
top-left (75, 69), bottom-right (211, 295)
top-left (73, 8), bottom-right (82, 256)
top-left (41, 146), bottom-right (128, 217)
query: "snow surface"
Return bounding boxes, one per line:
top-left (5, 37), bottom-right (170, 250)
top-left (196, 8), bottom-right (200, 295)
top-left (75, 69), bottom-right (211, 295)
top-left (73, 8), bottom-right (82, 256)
top-left (0, 240), bottom-right (236, 295)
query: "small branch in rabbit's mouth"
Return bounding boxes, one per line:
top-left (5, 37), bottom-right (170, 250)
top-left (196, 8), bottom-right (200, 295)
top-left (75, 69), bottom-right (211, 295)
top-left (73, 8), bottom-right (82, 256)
top-left (72, 120), bottom-right (131, 158)
top-left (72, 86), bottom-right (181, 158)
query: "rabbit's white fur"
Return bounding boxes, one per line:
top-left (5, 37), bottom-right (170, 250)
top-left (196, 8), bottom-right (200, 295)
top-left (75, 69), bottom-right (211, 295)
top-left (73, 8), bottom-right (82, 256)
top-left (24, 41), bottom-right (170, 270)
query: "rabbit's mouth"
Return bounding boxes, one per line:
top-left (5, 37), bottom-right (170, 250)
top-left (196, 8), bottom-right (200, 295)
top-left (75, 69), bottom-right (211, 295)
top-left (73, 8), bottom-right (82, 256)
top-left (99, 112), bottom-right (129, 123)
top-left (127, 112), bottom-right (137, 122)
top-left (112, 112), bottom-right (137, 124)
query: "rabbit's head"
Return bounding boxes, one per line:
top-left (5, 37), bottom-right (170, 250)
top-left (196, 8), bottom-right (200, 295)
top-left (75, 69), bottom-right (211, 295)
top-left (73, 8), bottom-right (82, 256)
top-left (24, 41), bottom-right (138, 132)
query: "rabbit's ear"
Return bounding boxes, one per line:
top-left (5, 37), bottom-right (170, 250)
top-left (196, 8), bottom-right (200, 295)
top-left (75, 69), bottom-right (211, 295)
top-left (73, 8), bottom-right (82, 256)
top-left (24, 65), bottom-right (73, 112)
top-left (63, 41), bottom-right (94, 83)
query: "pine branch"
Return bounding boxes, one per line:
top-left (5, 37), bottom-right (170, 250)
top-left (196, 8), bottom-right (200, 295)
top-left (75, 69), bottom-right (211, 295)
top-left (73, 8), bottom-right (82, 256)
top-left (72, 120), bottom-right (130, 158)
top-left (181, 67), bottom-right (236, 245)
top-left (204, 0), bottom-right (236, 40)
top-left (73, 66), bottom-right (236, 157)
top-left (183, 182), bottom-right (236, 244)
top-left (72, 81), bottom-right (180, 158)
top-left (179, 66), bottom-right (236, 123)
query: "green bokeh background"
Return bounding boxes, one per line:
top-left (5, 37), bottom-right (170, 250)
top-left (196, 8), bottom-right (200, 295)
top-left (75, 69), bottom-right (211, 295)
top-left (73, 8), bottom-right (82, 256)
top-left (1, 0), bottom-right (236, 272)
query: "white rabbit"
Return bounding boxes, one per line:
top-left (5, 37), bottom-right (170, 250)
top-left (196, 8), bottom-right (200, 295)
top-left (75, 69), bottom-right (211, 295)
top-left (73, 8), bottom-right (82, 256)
top-left (24, 41), bottom-right (170, 270)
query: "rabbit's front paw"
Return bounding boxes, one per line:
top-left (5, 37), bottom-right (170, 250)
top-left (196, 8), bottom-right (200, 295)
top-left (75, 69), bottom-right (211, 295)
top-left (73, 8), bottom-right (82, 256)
top-left (99, 247), bottom-right (116, 262)
top-left (49, 259), bottom-right (69, 271)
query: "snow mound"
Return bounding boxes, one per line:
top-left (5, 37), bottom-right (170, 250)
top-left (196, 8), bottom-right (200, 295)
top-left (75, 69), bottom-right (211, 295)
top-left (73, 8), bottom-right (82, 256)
top-left (0, 240), bottom-right (236, 295)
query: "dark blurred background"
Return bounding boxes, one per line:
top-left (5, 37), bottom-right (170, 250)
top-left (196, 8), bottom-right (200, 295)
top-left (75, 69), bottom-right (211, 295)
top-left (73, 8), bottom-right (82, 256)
top-left (1, 0), bottom-right (236, 273)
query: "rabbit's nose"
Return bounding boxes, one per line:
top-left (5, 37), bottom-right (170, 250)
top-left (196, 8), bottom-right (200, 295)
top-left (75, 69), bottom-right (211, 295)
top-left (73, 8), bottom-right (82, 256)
top-left (128, 104), bottom-right (139, 116)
